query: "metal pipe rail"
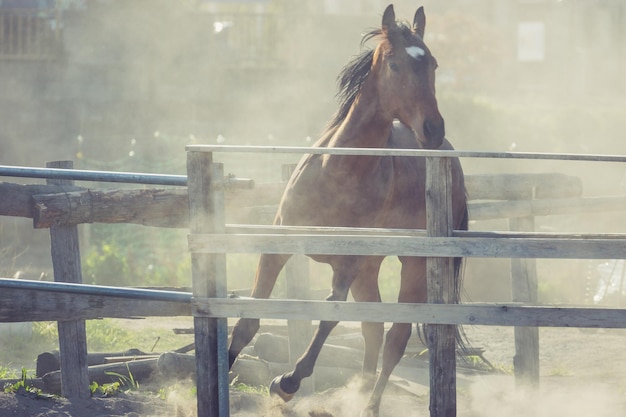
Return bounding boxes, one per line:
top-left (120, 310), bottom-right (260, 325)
top-left (0, 165), bottom-right (187, 186)
top-left (0, 165), bottom-right (255, 188)
top-left (186, 144), bottom-right (626, 163)
top-left (0, 278), bottom-right (192, 303)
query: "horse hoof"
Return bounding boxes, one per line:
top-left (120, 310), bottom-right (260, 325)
top-left (269, 375), bottom-right (295, 402)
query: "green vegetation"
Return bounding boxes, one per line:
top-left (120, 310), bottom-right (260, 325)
top-left (0, 318), bottom-right (194, 378)
top-left (3, 367), bottom-right (52, 399)
top-left (82, 225), bottom-right (190, 288)
top-left (89, 365), bottom-right (141, 397)
top-left (229, 377), bottom-right (269, 396)
top-left (0, 365), bottom-right (19, 380)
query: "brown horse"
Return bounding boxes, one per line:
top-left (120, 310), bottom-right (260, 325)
top-left (228, 5), bottom-right (467, 417)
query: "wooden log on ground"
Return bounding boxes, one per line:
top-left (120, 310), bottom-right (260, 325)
top-left (36, 349), bottom-right (150, 377)
top-left (157, 351), bottom-right (359, 390)
top-left (0, 377), bottom-right (47, 392)
top-left (253, 333), bottom-right (363, 369)
top-left (42, 358), bottom-right (158, 395)
top-left (157, 352), bottom-right (275, 386)
top-left (157, 352), bottom-right (198, 380)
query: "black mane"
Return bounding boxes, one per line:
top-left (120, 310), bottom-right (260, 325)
top-left (325, 23), bottom-right (414, 132)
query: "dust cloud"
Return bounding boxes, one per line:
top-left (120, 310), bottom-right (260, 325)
top-left (464, 380), bottom-right (620, 417)
top-left (164, 377), bottom-right (624, 417)
top-left (1, 1), bottom-right (626, 416)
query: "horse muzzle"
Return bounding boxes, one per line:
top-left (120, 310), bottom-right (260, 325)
top-left (422, 118), bottom-right (445, 149)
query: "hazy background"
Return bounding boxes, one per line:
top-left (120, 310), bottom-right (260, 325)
top-left (1, 0), bottom-right (626, 302)
top-left (1, 2), bottom-right (626, 415)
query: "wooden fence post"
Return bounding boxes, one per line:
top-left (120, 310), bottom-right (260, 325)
top-left (510, 215), bottom-right (540, 387)
top-left (46, 160), bottom-right (90, 399)
top-left (187, 152), bottom-right (229, 417)
top-left (425, 156), bottom-right (456, 417)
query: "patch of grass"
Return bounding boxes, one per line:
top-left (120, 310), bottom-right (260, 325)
top-left (90, 380), bottom-right (123, 397)
top-left (3, 367), bottom-right (54, 399)
top-left (0, 365), bottom-right (19, 380)
top-left (229, 377), bottom-right (269, 396)
top-left (90, 365), bottom-right (140, 398)
top-left (86, 319), bottom-right (134, 351)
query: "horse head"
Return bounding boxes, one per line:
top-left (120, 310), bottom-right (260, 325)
top-left (372, 5), bottom-right (445, 149)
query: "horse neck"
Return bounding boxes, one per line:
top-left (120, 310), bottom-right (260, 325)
top-left (322, 82), bottom-right (393, 176)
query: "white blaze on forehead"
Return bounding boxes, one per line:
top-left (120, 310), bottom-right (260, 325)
top-left (405, 45), bottom-right (425, 60)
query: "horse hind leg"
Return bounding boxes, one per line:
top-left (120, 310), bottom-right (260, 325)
top-left (228, 253), bottom-right (291, 369)
top-left (361, 257), bottom-right (426, 417)
top-left (361, 322), bottom-right (412, 417)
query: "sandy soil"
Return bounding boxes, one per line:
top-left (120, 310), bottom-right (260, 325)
top-left (2, 323), bottom-right (626, 417)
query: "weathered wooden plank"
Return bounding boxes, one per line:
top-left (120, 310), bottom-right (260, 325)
top-left (0, 181), bottom-right (82, 219)
top-left (32, 188), bottom-right (189, 228)
top-left (465, 173), bottom-right (581, 200)
top-left (193, 298), bottom-right (626, 329)
top-left (188, 233), bottom-right (626, 259)
top-left (426, 156), bottom-right (456, 417)
top-left (47, 161), bottom-right (90, 399)
top-left (8, 178), bottom-right (623, 228)
top-left (187, 153), bottom-right (228, 417)
top-left (469, 195), bottom-right (626, 220)
top-left (272, 168), bottom-right (581, 202)
top-left (510, 216), bottom-right (540, 387)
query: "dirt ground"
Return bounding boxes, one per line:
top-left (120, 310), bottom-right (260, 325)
top-left (2, 322), bottom-right (626, 417)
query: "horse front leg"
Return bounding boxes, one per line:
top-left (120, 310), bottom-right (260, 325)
top-left (270, 257), bottom-right (359, 401)
top-left (228, 253), bottom-right (291, 369)
top-left (349, 257), bottom-right (384, 390)
top-left (270, 318), bottom-right (340, 401)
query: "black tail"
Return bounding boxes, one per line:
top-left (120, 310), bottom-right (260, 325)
top-left (454, 204), bottom-right (471, 358)
top-left (417, 203), bottom-right (471, 359)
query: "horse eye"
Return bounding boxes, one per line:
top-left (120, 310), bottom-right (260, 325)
top-left (389, 62), bottom-right (399, 72)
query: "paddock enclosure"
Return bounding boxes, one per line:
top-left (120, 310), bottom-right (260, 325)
top-left (1, 146), bottom-right (626, 417)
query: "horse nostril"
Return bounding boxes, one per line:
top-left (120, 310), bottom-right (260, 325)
top-left (424, 119), bottom-right (445, 141)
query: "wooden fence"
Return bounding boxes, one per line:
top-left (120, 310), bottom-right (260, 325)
top-left (185, 145), bottom-right (626, 417)
top-left (1, 146), bottom-right (626, 417)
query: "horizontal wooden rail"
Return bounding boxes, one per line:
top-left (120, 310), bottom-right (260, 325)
top-left (469, 195), bottom-right (626, 220)
top-left (193, 298), bottom-right (626, 329)
top-left (188, 232), bottom-right (626, 259)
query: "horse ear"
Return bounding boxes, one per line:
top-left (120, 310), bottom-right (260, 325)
top-left (413, 6), bottom-right (426, 38)
top-left (382, 4), bottom-right (397, 34)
